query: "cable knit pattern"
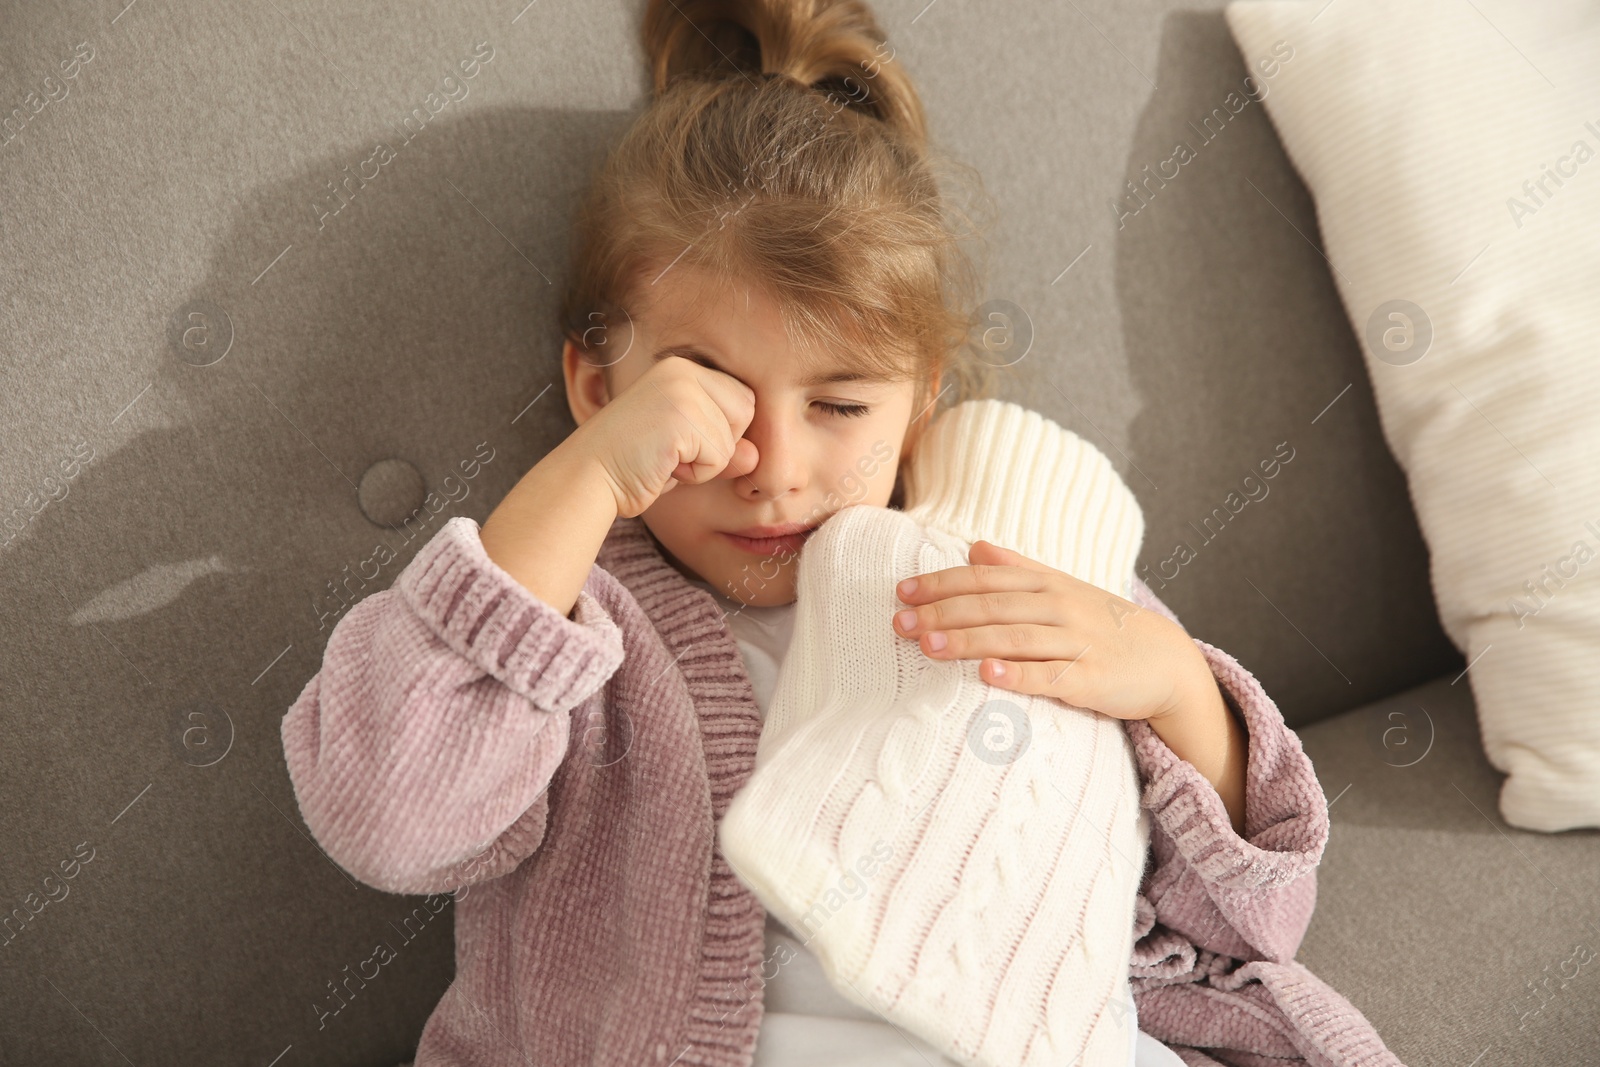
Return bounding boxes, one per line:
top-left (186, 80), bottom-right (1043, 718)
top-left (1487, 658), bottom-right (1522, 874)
top-left (281, 500), bottom-right (1406, 1066)
top-left (718, 400), bottom-right (1151, 1067)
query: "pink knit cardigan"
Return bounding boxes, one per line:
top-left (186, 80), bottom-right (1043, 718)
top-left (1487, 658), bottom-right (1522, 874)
top-left (281, 513), bottom-right (1405, 1067)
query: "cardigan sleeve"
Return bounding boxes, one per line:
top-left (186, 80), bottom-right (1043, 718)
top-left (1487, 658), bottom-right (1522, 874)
top-left (280, 516), bottom-right (626, 897)
top-left (1121, 576), bottom-right (1328, 972)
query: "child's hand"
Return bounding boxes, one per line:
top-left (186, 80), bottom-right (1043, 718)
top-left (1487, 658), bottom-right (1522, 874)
top-left (891, 539), bottom-right (1210, 724)
top-left (584, 354), bottom-right (760, 519)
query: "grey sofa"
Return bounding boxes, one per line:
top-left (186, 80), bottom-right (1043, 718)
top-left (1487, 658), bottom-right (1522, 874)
top-left (3, 0), bottom-right (1595, 1064)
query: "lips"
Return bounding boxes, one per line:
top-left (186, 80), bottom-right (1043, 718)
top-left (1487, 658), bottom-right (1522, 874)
top-left (720, 519), bottom-right (822, 556)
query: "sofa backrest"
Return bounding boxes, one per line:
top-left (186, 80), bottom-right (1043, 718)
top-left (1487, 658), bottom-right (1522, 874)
top-left (0, 1), bottom-right (1459, 1061)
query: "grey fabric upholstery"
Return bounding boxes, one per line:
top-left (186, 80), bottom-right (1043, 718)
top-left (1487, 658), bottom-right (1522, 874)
top-left (2, 1), bottom-right (1586, 1064)
top-left (1296, 674), bottom-right (1600, 1062)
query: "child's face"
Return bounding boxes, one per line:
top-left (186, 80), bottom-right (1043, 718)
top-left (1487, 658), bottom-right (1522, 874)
top-left (567, 262), bottom-right (926, 607)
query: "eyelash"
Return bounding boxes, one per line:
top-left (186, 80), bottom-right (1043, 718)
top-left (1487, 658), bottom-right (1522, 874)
top-left (816, 401), bottom-right (871, 418)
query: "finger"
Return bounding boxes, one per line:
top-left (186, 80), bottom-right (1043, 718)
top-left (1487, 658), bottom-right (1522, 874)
top-left (682, 439), bottom-right (737, 483)
top-left (982, 656), bottom-right (1098, 712)
top-left (680, 404), bottom-right (754, 483)
top-left (979, 655), bottom-right (1069, 693)
top-left (672, 440), bottom-right (754, 489)
top-left (969, 539), bottom-right (1062, 578)
top-left (695, 371), bottom-right (758, 479)
top-left (894, 558), bottom-right (1045, 605)
top-left (893, 588), bottom-right (1060, 639)
top-left (651, 379), bottom-right (741, 485)
top-left (693, 362), bottom-right (758, 437)
top-left (711, 438), bottom-right (760, 480)
top-left (901, 620), bottom-right (1088, 665)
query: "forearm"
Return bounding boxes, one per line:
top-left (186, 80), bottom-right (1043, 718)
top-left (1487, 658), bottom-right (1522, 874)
top-left (1147, 649), bottom-right (1249, 836)
top-left (481, 428), bottom-right (618, 620)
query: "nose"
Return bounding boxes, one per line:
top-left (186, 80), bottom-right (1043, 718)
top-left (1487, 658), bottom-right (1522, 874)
top-left (738, 401), bottom-right (808, 500)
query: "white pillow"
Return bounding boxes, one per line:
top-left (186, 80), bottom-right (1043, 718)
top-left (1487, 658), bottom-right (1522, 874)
top-left (1224, 0), bottom-right (1600, 831)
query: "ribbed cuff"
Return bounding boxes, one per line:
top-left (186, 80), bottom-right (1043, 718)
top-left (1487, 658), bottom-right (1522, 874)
top-left (396, 515), bottom-right (625, 716)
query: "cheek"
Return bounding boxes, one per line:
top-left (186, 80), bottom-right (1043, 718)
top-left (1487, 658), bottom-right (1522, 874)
top-left (833, 458), bottom-right (869, 502)
top-left (640, 482), bottom-right (703, 537)
top-left (823, 428), bottom-right (895, 504)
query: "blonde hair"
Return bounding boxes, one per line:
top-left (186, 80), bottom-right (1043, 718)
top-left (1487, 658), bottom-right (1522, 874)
top-left (558, 0), bottom-right (999, 506)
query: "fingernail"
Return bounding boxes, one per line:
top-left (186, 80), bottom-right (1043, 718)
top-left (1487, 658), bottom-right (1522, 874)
top-left (895, 610), bottom-right (917, 631)
top-left (926, 631), bottom-right (946, 651)
top-left (898, 578), bottom-right (917, 597)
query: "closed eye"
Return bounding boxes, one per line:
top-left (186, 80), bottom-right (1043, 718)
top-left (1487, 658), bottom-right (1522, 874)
top-left (816, 401), bottom-right (871, 418)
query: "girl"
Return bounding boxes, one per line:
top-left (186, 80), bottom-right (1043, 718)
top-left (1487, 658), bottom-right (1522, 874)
top-left (281, 1), bottom-right (1404, 1064)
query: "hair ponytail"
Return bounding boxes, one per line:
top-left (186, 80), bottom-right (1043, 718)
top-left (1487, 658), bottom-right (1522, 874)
top-left (641, 0), bottom-right (927, 151)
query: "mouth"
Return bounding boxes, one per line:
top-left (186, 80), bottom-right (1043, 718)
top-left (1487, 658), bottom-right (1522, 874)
top-left (719, 519), bottom-right (823, 556)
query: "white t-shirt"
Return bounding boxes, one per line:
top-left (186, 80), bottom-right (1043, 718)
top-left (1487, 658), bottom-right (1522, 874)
top-left (689, 578), bottom-right (1184, 1067)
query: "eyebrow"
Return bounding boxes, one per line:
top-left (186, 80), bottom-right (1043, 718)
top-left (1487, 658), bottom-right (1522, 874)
top-left (650, 345), bottom-right (897, 388)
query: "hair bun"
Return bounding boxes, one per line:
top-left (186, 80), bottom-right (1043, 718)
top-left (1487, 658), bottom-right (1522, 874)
top-left (642, 0), bottom-right (927, 148)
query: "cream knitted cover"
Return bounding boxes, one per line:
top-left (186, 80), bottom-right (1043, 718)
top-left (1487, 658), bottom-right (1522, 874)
top-left (719, 399), bottom-right (1152, 1067)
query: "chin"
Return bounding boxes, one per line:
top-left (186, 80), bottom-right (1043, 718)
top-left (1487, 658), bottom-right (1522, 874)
top-left (732, 578), bottom-right (797, 608)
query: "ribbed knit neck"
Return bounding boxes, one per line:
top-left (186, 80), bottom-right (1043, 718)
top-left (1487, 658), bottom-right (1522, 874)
top-left (903, 398), bottom-right (1144, 597)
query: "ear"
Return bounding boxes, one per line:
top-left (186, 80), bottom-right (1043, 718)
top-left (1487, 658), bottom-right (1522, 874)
top-left (563, 337), bottom-right (611, 427)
